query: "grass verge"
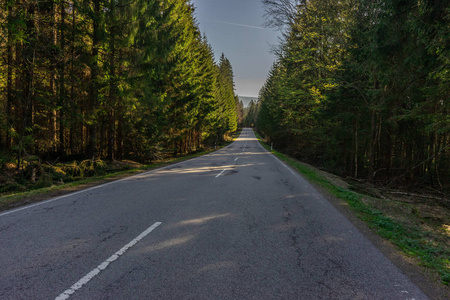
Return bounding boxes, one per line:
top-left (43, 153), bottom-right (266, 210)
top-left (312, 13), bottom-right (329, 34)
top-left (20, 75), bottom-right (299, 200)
top-left (255, 132), bottom-right (449, 286)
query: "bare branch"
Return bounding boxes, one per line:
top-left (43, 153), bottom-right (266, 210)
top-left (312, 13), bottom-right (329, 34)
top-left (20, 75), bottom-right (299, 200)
top-left (262, 0), bottom-right (304, 29)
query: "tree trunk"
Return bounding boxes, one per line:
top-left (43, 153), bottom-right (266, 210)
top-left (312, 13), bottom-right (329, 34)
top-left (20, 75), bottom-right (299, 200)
top-left (107, 0), bottom-right (116, 161)
top-left (116, 49), bottom-right (124, 160)
top-left (6, 0), bottom-right (13, 150)
top-left (434, 133), bottom-right (442, 188)
top-left (368, 109), bottom-right (376, 181)
top-left (117, 111), bottom-right (123, 159)
top-left (354, 120), bottom-right (358, 178)
top-left (87, 0), bottom-right (101, 158)
top-left (58, 0), bottom-right (66, 155)
top-left (14, 37), bottom-right (22, 165)
top-left (69, 4), bottom-right (75, 154)
top-left (50, 0), bottom-right (57, 153)
top-left (24, 5), bottom-right (36, 143)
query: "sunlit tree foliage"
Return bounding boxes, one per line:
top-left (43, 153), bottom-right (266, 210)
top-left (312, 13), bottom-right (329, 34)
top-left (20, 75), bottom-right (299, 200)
top-left (0, 0), bottom-right (239, 165)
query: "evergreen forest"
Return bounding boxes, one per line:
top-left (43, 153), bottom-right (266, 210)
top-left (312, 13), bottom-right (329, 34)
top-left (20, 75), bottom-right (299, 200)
top-left (258, 0), bottom-right (449, 191)
top-left (0, 0), bottom-right (242, 172)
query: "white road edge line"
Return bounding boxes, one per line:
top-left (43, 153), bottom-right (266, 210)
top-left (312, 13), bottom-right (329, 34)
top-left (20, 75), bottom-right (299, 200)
top-left (272, 155), bottom-right (298, 177)
top-left (256, 138), bottom-right (300, 179)
top-left (55, 222), bottom-right (162, 300)
top-left (215, 169), bottom-right (227, 178)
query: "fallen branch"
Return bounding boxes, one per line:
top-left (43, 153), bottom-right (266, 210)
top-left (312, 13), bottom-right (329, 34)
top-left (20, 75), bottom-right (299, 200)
top-left (386, 191), bottom-right (445, 201)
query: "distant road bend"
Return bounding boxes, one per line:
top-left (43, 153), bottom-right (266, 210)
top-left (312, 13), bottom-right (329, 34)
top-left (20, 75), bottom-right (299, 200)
top-left (0, 128), bottom-right (428, 299)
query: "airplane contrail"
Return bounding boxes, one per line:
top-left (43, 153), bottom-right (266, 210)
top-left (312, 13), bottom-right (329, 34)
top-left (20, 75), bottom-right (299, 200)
top-left (206, 19), bottom-right (264, 30)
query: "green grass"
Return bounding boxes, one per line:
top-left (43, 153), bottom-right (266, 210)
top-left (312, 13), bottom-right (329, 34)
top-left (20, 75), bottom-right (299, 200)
top-left (256, 132), bottom-right (450, 285)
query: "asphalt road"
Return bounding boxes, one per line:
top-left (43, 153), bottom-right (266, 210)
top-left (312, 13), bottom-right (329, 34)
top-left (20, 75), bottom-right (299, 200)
top-left (0, 128), bottom-right (429, 299)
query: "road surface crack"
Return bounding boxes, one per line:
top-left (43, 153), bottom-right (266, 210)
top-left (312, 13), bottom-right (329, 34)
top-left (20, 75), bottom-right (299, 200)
top-left (100, 225), bottom-right (128, 243)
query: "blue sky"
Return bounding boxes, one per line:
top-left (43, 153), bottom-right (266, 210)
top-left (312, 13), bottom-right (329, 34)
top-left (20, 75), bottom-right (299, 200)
top-left (191, 0), bottom-right (280, 98)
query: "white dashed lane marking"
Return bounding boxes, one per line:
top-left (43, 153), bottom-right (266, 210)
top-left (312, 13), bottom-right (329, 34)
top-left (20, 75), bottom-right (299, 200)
top-left (55, 222), bottom-right (162, 300)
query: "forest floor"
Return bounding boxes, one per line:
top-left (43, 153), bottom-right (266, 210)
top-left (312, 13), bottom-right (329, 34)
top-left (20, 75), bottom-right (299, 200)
top-left (255, 134), bottom-right (449, 299)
